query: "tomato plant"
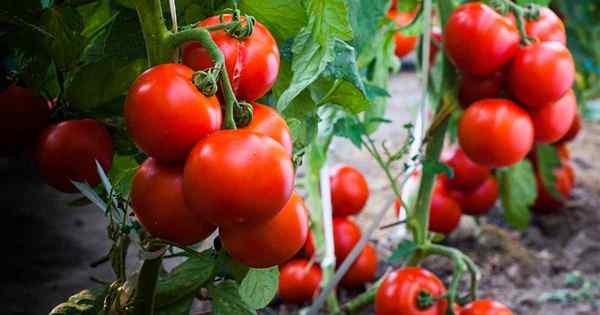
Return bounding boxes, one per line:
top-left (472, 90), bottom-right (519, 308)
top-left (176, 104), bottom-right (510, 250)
top-left (332, 217), bottom-right (362, 262)
top-left (429, 181), bottom-right (462, 235)
top-left (330, 165), bottom-right (369, 217)
top-left (460, 299), bottom-right (514, 315)
top-left (525, 7), bottom-right (567, 44)
top-left (458, 72), bottom-right (505, 108)
top-left (533, 162), bottom-right (574, 213)
top-left (441, 146), bottom-right (491, 190)
top-left (558, 112), bottom-right (582, 144)
top-left (243, 102), bottom-right (293, 155)
top-left (529, 89), bottom-right (577, 144)
top-left (340, 242), bottom-right (377, 288)
top-left (388, 11), bottom-right (418, 58)
top-left (449, 176), bottom-right (499, 216)
top-left (278, 259), bottom-right (322, 304)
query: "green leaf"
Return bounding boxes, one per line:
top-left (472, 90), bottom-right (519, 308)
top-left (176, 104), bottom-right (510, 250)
top-left (156, 295), bottom-right (194, 315)
top-left (107, 154), bottom-right (139, 197)
top-left (104, 10), bottom-right (146, 60)
top-left (49, 287), bottom-right (107, 315)
top-left (348, 0), bottom-right (389, 53)
top-left (396, 0), bottom-right (419, 12)
top-left (389, 240), bottom-right (417, 263)
top-left (333, 113), bottom-right (367, 148)
top-left (498, 160), bottom-right (537, 230)
top-left (40, 7), bottom-right (85, 71)
top-left (238, 267), bottom-right (279, 309)
top-left (516, 0), bottom-right (551, 6)
top-left (79, 0), bottom-right (114, 39)
top-left (238, 0), bottom-right (307, 42)
top-left (536, 144), bottom-right (563, 199)
top-left (208, 280), bottom-right (257, 315)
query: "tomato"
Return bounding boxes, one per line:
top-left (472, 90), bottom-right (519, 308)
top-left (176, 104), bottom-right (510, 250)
top-left (333, 217), bottom-right (362, 262)
top-left (36, 119), bottom-right (113, 193)
top-left (458, 72), bottom-right (505, 108)
top-left (340, 242), bottom-right (377, 288)
top-left (458, 99), bottom-right (534, 167)
top-left (429, 184), bottom-right (462, 235)
top-left (124, 64), bottom-right (222, 162)
top-left (390, 0), bottom-right (397, 10)
top-left (429, 28), bottom-right (443, 65)
top-left (388, 11), bottom-right (418, 58)
top-left (557, 112), bottom-right (581, 144)
top-left (555, 143), bottom-right (571, 161)
top-left (444, 3), bottom-right (519, 76)
top-left (183, 15), bottom-right (280, 101)
top-left (0, 84), bottom-right (49, 155)
top-left (375, 267), bottom-right (447, 315)
top-left (330, 165), bottom-right (369, 217)
top-left (304, 232), bottom-right (316, 257)
top-left (220, 192), bottom-right (308, 268)
top-left (460, 300), bottom-right (513, 315)
top-left (508, 42), bottom-right (575, 108)
top-left (243, 103), bottom-right (292, 156)
top-left (532, 163), bottom-right (573, 213)
top-left (530, 89), bottom-right (576, 144)
top-left (526, 7), bottom-right (566, 44)
top-left (441, 146), bottom-right (491, 190)
top-left (449, 176), bottom-right (498, 216)
top-left (563, 160), bottom-right (576, 186)
top-left (278, 259), bottom-right (322, 304)
top-left (131, 158), bottom-right (215, 245)
top-left (183, 129), bottom-right (294, 226)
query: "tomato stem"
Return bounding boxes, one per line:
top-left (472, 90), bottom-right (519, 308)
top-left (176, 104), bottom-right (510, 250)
top-left (135, 0), bottom-right (172, 66)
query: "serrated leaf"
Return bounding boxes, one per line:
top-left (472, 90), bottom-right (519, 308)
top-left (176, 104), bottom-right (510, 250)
top-left (348, 0), bottom-right (389, 54)
top-left (49, 287), bottom-right (107, 315)
top-left (389, 240), bottom-right (417, 263)
top-left (498, 160), bottom-right (537, 230)
top-left (536, 144), bottom-right (563, 199)
top-left (333, 114), bottom-right (367, 148)
top-left (238, 267), bottom-right (279, 309)
top-left (208, 280), bottom-right (257, 315)
top-left (40, 7), bottom-right (85, 70)
top-left (238, 0), bottom-right (307, 42)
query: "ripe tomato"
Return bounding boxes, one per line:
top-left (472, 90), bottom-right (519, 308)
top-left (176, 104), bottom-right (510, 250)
top-left (183, 15), bottom-right (280, 101)
top-left (131, 158), bottom-right (215, 245)
top-left (330, 165), bottom-right (369, 217)
top-left (243, 103), bottom-right (292, 155)
top-left (388, 11), bottom-right (418, 58)
top-left (458, 72), bottom-right (505, 108)
top-left (532, 163), bottom-right (573, 213)
top-left (278, 259), bottom-right (322, 304)
top-left (458, 99), bottom-right (534, 167)
top-left (220, 192), bottom-right (308, 268)
top-left (390, 0), bottom-right (397, 10)
top-left (461, 300), bottom-right (513, 315)
top-left (449, 176), bottom-right (498, 216)
top-left (340, 242), bottom-right (377, 288)
top-left (508, 42), bottom-right (575, 108)
top-left (429, 28), bottom-right (442, 65)
top-left (555, 143), bottom-right (571, 161)
top-left (0, 84), bottom-right (49, 155)
top-left (429, 184), bottom-right (462, 234)
top-left (375, 267), bottom-right (447, 315)
top-left (304, 232), bottom-right (316, 257)
top-left (557, 112), bottom-right (581, 144)
top-left (36, 119), bottom-right (113, 193)
top-left (124, 64), bottom-right (222, 162)
top-left (525, 7), bottom-right (566, 44)
top-left (444, 3), bottom-right (519, 76)
top-left (530, 89), bottom-right (576, 144)
top-left (441, 146), bottom-right (491, 190)
top-left (333, 217), bottom-right (362, 262)
top-left (183, 129), bottom-right (294, 226)
top-left (563, 160), bottom-right (576, 186)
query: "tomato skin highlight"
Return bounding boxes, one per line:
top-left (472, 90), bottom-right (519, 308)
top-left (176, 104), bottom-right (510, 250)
top-left (375, 267), bottom-right (447, 315)
top-left (460, 299), bottom-right (514, 315)
top-left (183, 15), bottom-right (280, 101)
top-left (458, 73), bottom-right (505, 109)
top-left (183, 130), bottom-right (294, 226)
top-left (557, 112), bottom-right (581, 144)
top-left (458, 99), bottom-right (534, 168)
top-left (530, 90), bottom-right (577, 144)
top-left (333, 217), bottom-right (362, 262)
top-left (330, 165), bottom-right (369, 217)
top-left (441, 146), bottom-right (491, 190)
top-left (508, 42), bottom-right (575, 108)
top-left (243, 103), bottom-right (292, 156)
top-left (278, 259), bottom-right (322, 304)
top-left (449, 176), bottom-right (499, 216)
top-left (124, 64), bottom-right (222, 162)
top-left (131, 158), bottom-right (215, 245)
top-left (525, 7), bottom-right (566, 44)
top-left (388, 11), bottom-right (418, 58)
top-left (220, 192), bottom-right (308, 268)
top-left (340, 242), bottom-right (377, 288)
top-left (532, 163), bottom-right (573, 213)
top-left (444, 3), bottom-right (519, 76)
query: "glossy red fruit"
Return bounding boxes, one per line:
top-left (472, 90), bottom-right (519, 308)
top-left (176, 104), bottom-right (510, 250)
top-left (461, 299), bottom-right (513, 315)
top-left (563, 160), bottom-right (576, 187)
top-left (388, 11), bottom-right (418, 58)
top-left (429, 28), bottom-right (443, 65)
top-left (429, 186), bottom-right (462, 234)
top-left (0, 85), bottom-right (49, 155)
top-left (243, 103), bottom-right (292, 156)
top-left (444, 3), bottom-right (519, 76)
top-left (555, 143), bottom-right (571, 161)
top-left (458, 72), bottom-right (505, 108)
top-left (449, 176), bottom-right (499, 216)
top-left (340, 242), bottom-right (377, 288)
top-left (131, 158), bottom-right (215, 245)
top-left (508, 42), bottom-right (575, 108)
top-left (330, 165), bottom-right (369, 217)
top-left (183, 130), bottom-right (294, 226)
top-left (441, 146), bottom-right (491, 190)
top-left (183, 15), bottom-right (280, 101)
top-left (37, 119), bottom-right (113, 193)
top-left (533, 163), bottom-right (573, 213)
top-left (278, 259), bottom-right (322, 304)
top-left (530, 90), bottom-right (576, 144)
top-left (333, 217), bottom-right (362, 262)
top-left (304, 232), bottom-right (316, 257)
top-left (375, 267), bottom-right (447, 315)
top-left (390, 0), bottom-right (397, 10)
top-left (459, 99), bottom-right (534, 167)
top-left (526, 7), bottom-right (567, 44)
top-left (220, 192), bottom-right (308, 268)
top-left (124, 64), bottom-right (222, 162)
top-left (557, 112), bottom-right (582, 144)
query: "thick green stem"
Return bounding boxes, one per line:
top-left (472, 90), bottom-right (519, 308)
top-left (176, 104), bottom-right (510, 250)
top-left (130, 253), bottom-right (164, 315)
top-left (135, 0), bottom-right (172, 66)
top-left (337, 277), bottom-right (383, 314)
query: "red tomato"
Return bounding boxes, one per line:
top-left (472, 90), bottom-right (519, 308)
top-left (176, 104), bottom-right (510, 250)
top-left (458, 72), bottom-right (505, 108)
top-left (532, 163), bottom-right (573, 213)
top-left (340, 242), bottom-right (377, 288)
top-left (458, 99), bottom-right (534, 167)
top-left (555, 143), bottom-right (571, 161)
top-left (557, 112), bottom-right (581, 144)
top-left (390, 0), bottom-right (397, 10)
top-left (183, 15), bottom-right (280, 101)
top-left (530, 89), bottom-right (576, 143)
top-left (563, 160), bottom-right (576, 186)
top-left (388, 11), bottom-right (418, 58)
top-left (444, 3), bottom-right (519, 76)
top-left (333, 217), bottom-right (362, 262)
top-left (304, 232), bottom-right (316, 257)
top-left (278, 259), bottom-right (322, 304)
top-left (429, 28), bottom-right (443, 65)
top-left (0, 84), bottom-right (49, 155)
top-left (330, 165), bottom-right (369, 217)
top-left (124, 64), bottom-right (222, 162)
top-left (220, 192), bottom-right (308, 268)
top-left (131, 158), bottom-right (215, 245)
top-left (183, 129), bottom-right (294, 226)
top-left (243, 103), bottom-right (292, 156)
top-left (526, 7), bottom-right (566, 44)
top-left (429, 186), bottom-right (462, 235)
top-left (508, 42), bottom-right (575, 108)
top-left (461, 300), bottom-right (513, 315)
top-left (441, 146), bottom-right (491, 190)
top-left (36, 119), bottom-right (113, 193)
top-left (449, 176), bottom-right (498, 216)
top-left (375, 267), bottom-right (447, 315)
